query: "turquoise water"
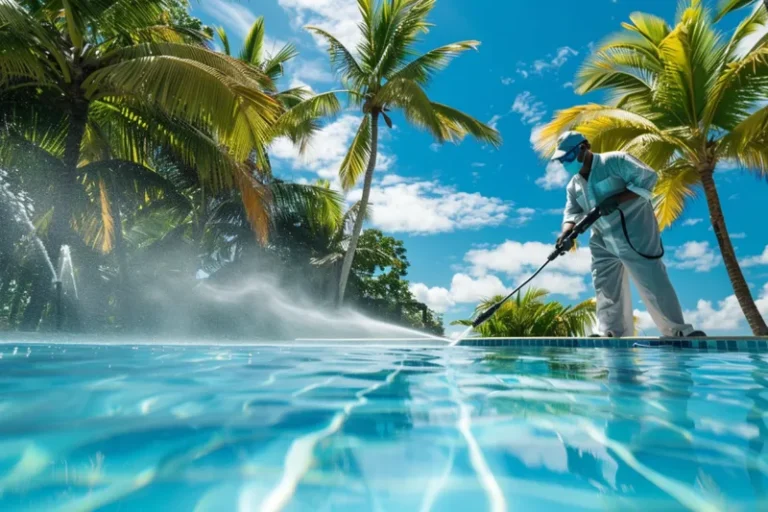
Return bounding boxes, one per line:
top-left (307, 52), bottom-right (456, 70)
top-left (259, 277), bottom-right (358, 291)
top-left (0, 343), bottom-right (766, 511)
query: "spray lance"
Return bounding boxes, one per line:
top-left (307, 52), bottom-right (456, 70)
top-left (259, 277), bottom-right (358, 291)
top-left (470, 205), bottom-right (605, 330)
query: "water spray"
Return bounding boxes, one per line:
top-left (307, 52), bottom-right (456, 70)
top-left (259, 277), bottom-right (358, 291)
top-left (54, 280), bottom-right (63, 331)
top-left (452, 206), bottom-right (604, 345)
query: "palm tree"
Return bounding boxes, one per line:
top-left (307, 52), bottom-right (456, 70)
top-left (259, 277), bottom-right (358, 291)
top-left (1, 0), bottom-right (282, 326)
top-left (716, 0), bottom-right (768, 19)
top-left (532, 0), bottom-right (768, 335)
top-left (284, 0), bottom-right (501, 305)
top-left (216, 17), bottom-right (318, 167)
top-left (453, 288), bottom-right (597, 338)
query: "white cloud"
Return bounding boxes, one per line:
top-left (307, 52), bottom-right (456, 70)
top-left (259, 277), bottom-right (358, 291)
top-left (412, 236), bottom-right (594, 312)
top-left (682, 218), bottom-right (703, 227)
top-left (201, 0), bottom-right (285, 52)
top-left (717, 160), bottom-right (742, 172)
top-left (563, 82), bottom-right (574, 89)
top-left (450, 274), bottom-right (510, 304)
top-left (741, 246), bottom-right (768, 268)
top-left (731, 233), bottom-right (747, 239)
top-left (287, 59), bottom-right (334, 85)
top-left (429, 143), bottom-right (441, 152)
top-left (465, 240), bottom-right (592, 278)
top-left (669, 241), bottom-right (722, 273)
top-left (278, 0), bottom-right (362, 51)
top-left (512, 92), bottom-right (547, 125)
top-left (501, 77), bottom-right (515, 85)
top-left (409, 283), bottom-right (455, 313)
top-left (517, 47), bottom-right (579, 78)
top-left (637, 283), bottom-right (768, 333)
top-left (379, 174), bottom-right (408, 187)
top-left (633, 310), bottom-right (656, 333)
top-left (347, 179), bottom-right (510, 235)
top-left (471, 163), bottom-right (486, 168)
top-left (532, 272), bottom-right (589, 299)
top-left (410, 274), bottom-right (510, 313)
top-left (488, 114), bottom-right (503, 130)
top-left (536, 161), bottom-right (570, 190)
top-left (532, 47), bottom-right (579, 74)
top-left (270, 115), bottom-right (392, 186)
top-left (510, 208), bottom-right (536, 227)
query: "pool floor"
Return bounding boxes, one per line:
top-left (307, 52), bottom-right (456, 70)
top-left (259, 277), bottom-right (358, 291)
top-left (0, 342), bottom-right (766, 511)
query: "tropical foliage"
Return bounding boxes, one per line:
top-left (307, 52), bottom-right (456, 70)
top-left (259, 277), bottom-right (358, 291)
top-left (533, 0), bottom-right (768, 335)
top-left (287, 0), bottom-right (501, 305)
top-left (0, 0), bottom-right (443, 335)
top-left (453, 288), bottom-right (597, 338)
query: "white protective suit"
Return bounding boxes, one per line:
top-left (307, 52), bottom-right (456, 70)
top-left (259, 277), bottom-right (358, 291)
top-left (563, 151), bottom-right (694, 337)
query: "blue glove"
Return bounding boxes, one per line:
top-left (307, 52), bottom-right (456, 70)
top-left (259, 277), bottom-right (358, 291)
top-left (599, 197), bottom-right (620, 216)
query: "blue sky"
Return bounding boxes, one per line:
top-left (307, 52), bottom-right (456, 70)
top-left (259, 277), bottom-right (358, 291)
top-left (192, 0), bottom-right (768, 336)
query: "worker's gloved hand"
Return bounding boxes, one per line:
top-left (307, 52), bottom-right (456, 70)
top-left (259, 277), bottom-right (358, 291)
top-left (599, 196), bottom-right (621, 216)
top-left (556, 229), bottom-right (575, 252)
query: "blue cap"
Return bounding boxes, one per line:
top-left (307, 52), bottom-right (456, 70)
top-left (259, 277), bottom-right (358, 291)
top-left (551, 131), bottom-right (587, 161)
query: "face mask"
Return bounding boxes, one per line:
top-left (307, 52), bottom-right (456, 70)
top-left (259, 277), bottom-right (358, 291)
top-left (562, 158), bottom-right (583, 174)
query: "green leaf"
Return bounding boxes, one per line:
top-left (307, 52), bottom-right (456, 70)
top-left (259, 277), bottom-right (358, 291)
top-left (339, 115), bottom-right (372, 190)
top-left (715, 0), bottom-right (762, 21)
top-left (216, 26), bottom-right (231, 56)
top-left (386, 40), bottom-right (480, 85)
top-left (240, 16), bottom-right (265, 66)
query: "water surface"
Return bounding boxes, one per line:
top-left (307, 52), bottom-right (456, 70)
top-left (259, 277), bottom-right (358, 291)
top-left (0, 342), bottom-right (766, 511)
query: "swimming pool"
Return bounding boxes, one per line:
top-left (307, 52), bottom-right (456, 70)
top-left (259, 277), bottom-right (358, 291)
top-left (0, 342), bottom-right (766, 511)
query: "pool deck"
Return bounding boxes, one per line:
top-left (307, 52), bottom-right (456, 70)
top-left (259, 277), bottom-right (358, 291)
top-left (458, 336), bottom-right (768, 352)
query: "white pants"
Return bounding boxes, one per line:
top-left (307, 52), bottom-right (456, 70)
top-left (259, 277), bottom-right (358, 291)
top-left (590, 199), bottom-right (693, 338)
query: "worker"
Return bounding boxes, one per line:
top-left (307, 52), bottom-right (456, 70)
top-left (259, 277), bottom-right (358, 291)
top-left (553, 131), bottom-right (706, 338)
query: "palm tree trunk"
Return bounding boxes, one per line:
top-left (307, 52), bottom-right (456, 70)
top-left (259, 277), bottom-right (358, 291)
top-left (337, 112), bottom-right (379, 306)
top-left (701, 169), bottom-right (768, 335)
top-left (22, 97), bottom-right (88, 331)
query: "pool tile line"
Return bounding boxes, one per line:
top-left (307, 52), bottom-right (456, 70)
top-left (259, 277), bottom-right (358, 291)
top-left (457, 338), bottom-right (768, 352)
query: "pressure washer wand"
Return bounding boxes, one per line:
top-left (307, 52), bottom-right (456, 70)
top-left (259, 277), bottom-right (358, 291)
top-left (471, 206), bottom-right (603, 329)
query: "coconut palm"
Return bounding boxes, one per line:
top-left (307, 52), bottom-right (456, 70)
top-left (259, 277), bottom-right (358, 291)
top-left (0, 0), bottom-right (284, 326)
top-left (532, 0), bottom-right (768, 335)
top-left (283, 0), bottom-right (501, 305)
top-left (453, 288), bottom-right (597, 338)
top-left (216, 17), bottom-right (318, 165)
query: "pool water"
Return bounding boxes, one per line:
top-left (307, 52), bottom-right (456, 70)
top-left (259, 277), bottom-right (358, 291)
top-left (0, 343), bottom-right (766, 511)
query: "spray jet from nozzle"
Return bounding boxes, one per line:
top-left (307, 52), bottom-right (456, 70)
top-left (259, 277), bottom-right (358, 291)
top-left (469, 206), bottom-right (604, 332)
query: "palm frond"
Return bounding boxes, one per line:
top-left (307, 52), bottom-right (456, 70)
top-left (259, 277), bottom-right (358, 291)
top-left (653, 161), bottom-right (700, 230)
top-left (715, 0), bottom-right (763, 21)
top-left (532, 104), bottom-right (671, 158)
top-left (0, 0), bottom-right (70, 82)
top-left (706, 46), bottom-right (768, 130)
top-left (272, 91), bottom-right (344, 149)
top-left (376, 78), bottom-right (444, 141)
top-left (271, 181), bottom-right (344, 234)
top-left (216, 26), bottom-right (231, 56)
top-left (386, 40), bottom-right (480, 85)
top-left (262, 44), bottom-right (299, 82)
top-left (339, 115), bottom-right (372, 190)
top-left (83, 56), bottom-right (281, 151)
top-left (240, 16), bottom-right (265, 66)
top-left (305, 26), bottom-right (366, 87)
top-left (656, 2), bottom-right (723, 128)
top-left (429, 102), bottom-right (502, 147)
top-left (718, 103), bottom-right (768, 174)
